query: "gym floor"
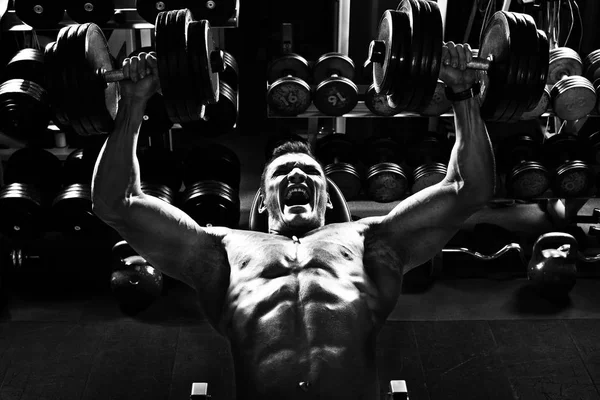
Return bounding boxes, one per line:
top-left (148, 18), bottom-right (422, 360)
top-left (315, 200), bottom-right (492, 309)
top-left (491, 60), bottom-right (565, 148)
top-left (1, 274), bottom-right (600, 400)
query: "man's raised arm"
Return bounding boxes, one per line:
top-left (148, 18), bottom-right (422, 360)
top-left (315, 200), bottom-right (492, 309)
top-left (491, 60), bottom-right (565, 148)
top-left (363, 42), bottom-right (496, 273)
top-left (92, 53), bottom-right (230, 293)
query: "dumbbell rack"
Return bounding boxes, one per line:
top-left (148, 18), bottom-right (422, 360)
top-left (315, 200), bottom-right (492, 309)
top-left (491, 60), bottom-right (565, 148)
top-left (0, 3), bottom-right (240, 30)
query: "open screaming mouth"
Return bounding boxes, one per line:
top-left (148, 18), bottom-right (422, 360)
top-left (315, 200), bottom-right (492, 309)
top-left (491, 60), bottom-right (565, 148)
top-left (284, 187), bottom-right (310, 206)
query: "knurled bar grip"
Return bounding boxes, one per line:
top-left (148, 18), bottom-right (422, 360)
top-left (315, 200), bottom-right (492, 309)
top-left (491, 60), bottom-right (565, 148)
top-left (100, 69), bottom-right (126, 83)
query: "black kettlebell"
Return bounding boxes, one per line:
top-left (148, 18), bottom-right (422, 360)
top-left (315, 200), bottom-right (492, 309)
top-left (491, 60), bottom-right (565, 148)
top-left (111, 241), bottom-right (164, 315)
top-left (527, 232), bottom-right (578, 298)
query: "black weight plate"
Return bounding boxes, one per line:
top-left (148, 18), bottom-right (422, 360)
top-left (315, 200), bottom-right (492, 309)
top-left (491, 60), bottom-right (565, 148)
top-left (479, 12), bottom-right (514, 121)
top-left (45, 41), bottom-right (74, 131)
top-left (188, 0), bottom-right (236, 26)
top-left (136, 0), bottom-right (183, 24)
top-left (390, 0), bottom-right (421, 112)
top-left (54, 25), bottom-right (89, 136)
top-left (65, 0), bottom-right (115, 24)
top-left (506, 13), bottom-right (538, 122)
top-left (416, 0), bottom-right (443, 113)
top-left (82, 23), bottom-right (118, 134)
top-left (496, 12), bottom-right (528, 122)
top-left (167, 10), bottom-right (192, 123)
top-left (512, 13), bottom-right (539, 118)
top-left (372, 10), bottom-right (402, 95)
top-left (69, 23), bottom-right (101, 135)
top-left (155, 11), bottom-right (177, 122)
top-left (190, 18), bottom-right (220, 106)
top-left (407, 0), bottom-right (430, 112)
top-left (176, 9), bottom-right (203, 122)
top-left (72, 23), bottom-right (102, 135)
top-left (15, 0), bottom-right (66, 28)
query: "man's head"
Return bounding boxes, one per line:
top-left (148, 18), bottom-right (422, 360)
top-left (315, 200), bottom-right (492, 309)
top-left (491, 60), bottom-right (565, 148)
top-left (259, 140), bottom-right (332, 235)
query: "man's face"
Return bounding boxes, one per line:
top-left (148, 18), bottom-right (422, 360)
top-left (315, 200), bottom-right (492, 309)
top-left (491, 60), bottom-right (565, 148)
top-left (261, 153), bottom-right (331, 233)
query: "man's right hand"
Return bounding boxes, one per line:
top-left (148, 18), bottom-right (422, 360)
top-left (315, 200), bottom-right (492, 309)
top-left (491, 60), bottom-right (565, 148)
top-left (119, 52), bottom-right (160, 103)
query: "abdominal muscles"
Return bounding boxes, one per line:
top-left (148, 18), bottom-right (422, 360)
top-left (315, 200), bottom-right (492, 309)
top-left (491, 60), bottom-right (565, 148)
top-left (227, 271), bottom-right (379, 398)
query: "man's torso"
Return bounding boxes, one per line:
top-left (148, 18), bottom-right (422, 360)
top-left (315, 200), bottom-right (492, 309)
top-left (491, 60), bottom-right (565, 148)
top-left (204, 222), bottom-right (404, 400)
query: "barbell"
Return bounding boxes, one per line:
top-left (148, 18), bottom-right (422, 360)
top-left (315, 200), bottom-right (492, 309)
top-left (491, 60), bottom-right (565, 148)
top-left (43, 8), bottom-right (224, 136)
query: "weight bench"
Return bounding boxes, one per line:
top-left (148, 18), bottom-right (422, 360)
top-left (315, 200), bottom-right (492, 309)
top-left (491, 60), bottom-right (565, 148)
top-left (190, 380), bottom-right (409, 399)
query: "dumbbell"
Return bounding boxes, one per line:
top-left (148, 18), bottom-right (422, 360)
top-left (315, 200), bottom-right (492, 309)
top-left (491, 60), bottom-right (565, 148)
top-left (65, 0), bottom-right (115, 24)
top-left (362, 137), bottom-right (408, 203)
top-left (419, 80), bottom-right (452, 117)
top-left (180, 142), bottom-right (241, 228)
top-left (136, 0), bottom-right (183, 24)
top-left (521, 87), bottom-right (551, 120)
top-left (579, 130), bottom-right (600, 167)
top-left (583, 49), bottom-right (600, 114)
top-left (315, 134), bottom-right (362, 201)
top-left (43, 10), bottom-right (224, 136)
top-left (111, 240), bottom-right (164, 315)
top-left (547, 48), bottom-right (597, 121)
top-left (362, 60), bottom-right (399, 117)
top-left (266, 54), bottom-right (312, 116)
top-left (3, 49), bottom-right (46, 84)
top-left (500, 134), bottom-right (550, 199)
top-left (188, 0), bottom-right (237, 26)
top-left (405, 134), bottom-right (449, 194)
top-left (543, 133), bottom-right (592, 197)
top-left (312, 52), bottom-right (359, 116)
top-left (0, 148), bottom-right (62, 240)
top-left (0, 49), bottom-right (52, 145)
top-left (369, 4), bottom-right (549, 122)
top-left (182, 51), bottom-right (239, 135)
top-left (51, 146), bottom-right (110, 236)
top-left (14, 0), bottom-right (66, 28)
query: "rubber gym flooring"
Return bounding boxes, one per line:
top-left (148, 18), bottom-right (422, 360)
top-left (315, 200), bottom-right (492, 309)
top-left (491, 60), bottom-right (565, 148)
top-left (1, 274), bottom-right (600, 400)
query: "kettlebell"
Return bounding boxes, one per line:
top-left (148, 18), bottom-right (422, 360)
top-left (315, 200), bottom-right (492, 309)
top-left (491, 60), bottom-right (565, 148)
top-left (527, 232), bottom-right (578, 297)
top-left (111, 240), bottom-right (164, 315)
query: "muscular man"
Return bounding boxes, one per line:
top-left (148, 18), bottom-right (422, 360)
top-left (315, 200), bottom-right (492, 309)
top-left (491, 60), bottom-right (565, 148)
top-left (92, 42), bottom-right (495, 400)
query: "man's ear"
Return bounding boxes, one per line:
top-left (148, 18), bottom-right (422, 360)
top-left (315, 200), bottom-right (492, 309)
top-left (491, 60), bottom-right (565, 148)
top-left (326, 193), bottom-right (333, 209)
top-left (258, 192), bottom-right (267, 214)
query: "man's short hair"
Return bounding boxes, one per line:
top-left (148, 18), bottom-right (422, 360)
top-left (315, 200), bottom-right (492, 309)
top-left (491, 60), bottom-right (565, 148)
top-left (260, 139), bottom-right (320, 193)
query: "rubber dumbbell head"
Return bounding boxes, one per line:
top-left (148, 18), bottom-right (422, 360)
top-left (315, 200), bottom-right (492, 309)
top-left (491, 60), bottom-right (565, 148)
top-left (548, 48), bottom-right (596, 121)
top-left (312, 53), bottom-right (359, 116)
top-left (315, 134), bottom-right (362, 201)
top-left (267, 54), bottom-right (313, 116)
top-left (363, 137), bottom-right (408, 202)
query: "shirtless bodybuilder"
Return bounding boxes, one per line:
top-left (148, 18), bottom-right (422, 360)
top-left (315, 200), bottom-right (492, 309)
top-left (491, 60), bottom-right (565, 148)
top-left (92, 42), bottom-right (495, 400)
